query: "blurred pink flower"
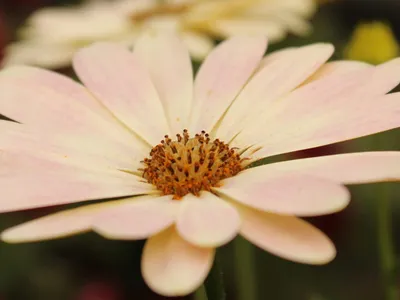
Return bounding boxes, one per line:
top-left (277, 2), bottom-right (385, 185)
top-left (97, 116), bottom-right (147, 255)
top-left (0, 34), bottom-right (399, 296)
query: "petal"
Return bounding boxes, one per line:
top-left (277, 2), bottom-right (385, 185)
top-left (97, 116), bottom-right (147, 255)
top-left (142, 228), bottom-right (215, 297)
top-left (1, 201), bottom-right (112, 243)
top-left (72, 42), bottom-right (170, 145)
top-left (189, 36), bottom-right (267, 134)
top-left (181, 31), bottom-right (214, 61)
top-left (237, 58), bottom-right (400, 158)
top-left (214, 173), bottom-right (350, 217)
top-left (0, 67), bottom-right (149, 168)
top-left (176, 192), bottom-right (241, 247)
top-left (93, 196), bottom-right (178, 240)
top-left (217, 43), bottom-right (333, 140)
top-left (211, 19), bottom-right (286, 42)
top-left (0, 151), bottom-right (155, 213)
top-left (304, 60), bottom-right (371, 84)
top-left (238, 205), bottom-right (336, 264)
top-left (248, 151), bottom-right (400, 184)
top-left (0, 120), bottom-right (146, 172)
top-left (134, 33), bottom-right (193, 133)
top-left (3, 42), bottom-right (76, 68)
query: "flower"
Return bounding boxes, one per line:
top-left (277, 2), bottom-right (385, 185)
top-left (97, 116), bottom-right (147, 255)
top-left (344, 21), bottom-right (399, 64)
top-left (1, 33), bottom-right (400, 296)
top-left (3, 0), bottom-right (316, 68)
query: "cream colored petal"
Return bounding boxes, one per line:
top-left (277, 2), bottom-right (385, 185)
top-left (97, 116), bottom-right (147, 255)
top-left (217, 43), bottom-right (333, 141)
top-left (93, 196), bottom-right (178, 240)
top-left (211, 19), bottom-right (286, 42)
top-left (0, 150), bottom-right (154, 213)
top-left (237, 59), bottom-right (400, 158)
top-left (238, 205), bottom-right (336, 265)
top-left (0, 66), bottom-right (150, 169)
top-left (273, 12), bottom-right (313, 36)
top-left (189, 36), bottom-right (267, 135)
top-left (304, 61), bottom-right (372, 84)
top-left (73, 42), bottom-right (170, 145)
top-left (181, 31), bottom-right (214, 61)
top-left (142, 228), bottom-right (215, 297)
top-left (2, 42), bottom-right (76, 69)
top-left (176, 192), bottom-right (241, 247)
top-left (246, 151), bottom-right (400, 184)
top-left (24, 4), bottom-right (131, 43)
top-left (134, 33), bottom-right (193, 133)
top-left (1, 200), bottom-right (121, 243)
top-left (215, 173), bottom-right (350, 217)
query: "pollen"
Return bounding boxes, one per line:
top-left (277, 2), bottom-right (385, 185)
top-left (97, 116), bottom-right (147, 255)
top-left (140, 130), bottom-right (244, 199)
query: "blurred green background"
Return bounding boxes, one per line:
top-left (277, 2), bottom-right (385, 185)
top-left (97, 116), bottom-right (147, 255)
top-left (0, 0), bottom-right (399, 299)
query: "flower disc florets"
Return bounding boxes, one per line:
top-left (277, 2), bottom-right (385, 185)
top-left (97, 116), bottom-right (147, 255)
top-left (141, 130), bottom-right (244, 199)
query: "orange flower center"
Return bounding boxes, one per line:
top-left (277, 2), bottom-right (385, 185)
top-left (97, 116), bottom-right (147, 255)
top-left (140, 130), bottom-right (245, 199)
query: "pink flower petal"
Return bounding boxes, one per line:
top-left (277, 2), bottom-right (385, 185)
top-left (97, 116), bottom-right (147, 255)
top-left (214, 173), bottom-right (350, 216)
top-left (0, 120), bottom-right (147, 172)
top-left (0, 151), bottom-right (155, 213)
top-left (176, 192), bottom-right (241, 247)
top-left (304, 60), bottom-right (371, 84)
top-left (142, 228), bottom-right (215, 297)
top-left (189, 36), bottom-right (267, 134)
top-left (1, 201), bottom-right (111, 243)
top-left (217, 43), bottom-right (333, 140)
top-left (72, 42), bottom-right (170, 145)
top-left (0, 67), bottom-right (150, 169)
top-left (237, 58), bottom-right (400, 158)
top-left (248, 151), bottom-right (400, 184)
top-left (93, 196), bottom-right (178, 240)
top-left (238, 205), bottom-right (336, 264)
top-left (134, 33), bottom-right (193, 134)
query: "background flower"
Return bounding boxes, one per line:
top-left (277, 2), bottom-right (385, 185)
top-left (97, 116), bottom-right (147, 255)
top-left (2, 0), bottom-right (316, 68)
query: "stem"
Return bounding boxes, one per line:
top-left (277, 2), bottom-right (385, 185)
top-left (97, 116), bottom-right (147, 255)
top-left (377, 185), bottom-right (398, 300)
top-left (233, 237), bottom-right (257, 300)
top-left (193, 285), bottom-right (209, 300)
top-left (204, 252), bottom-right (226, 300)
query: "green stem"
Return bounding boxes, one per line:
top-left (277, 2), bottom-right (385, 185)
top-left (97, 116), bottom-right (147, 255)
top-left (193, 285), bottom-right (209, 300)
top-left (377, 185), bottom-right (398, 300)
top-left (204, 253), bottom-right (226, 300)
top-left (233, 237), bottom-right (257, 300)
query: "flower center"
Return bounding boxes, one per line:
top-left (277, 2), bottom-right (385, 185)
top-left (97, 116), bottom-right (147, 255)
top-left (130, 3), bottom-right (190, 23)
top-left (140, 130), bottom-right (245, 199)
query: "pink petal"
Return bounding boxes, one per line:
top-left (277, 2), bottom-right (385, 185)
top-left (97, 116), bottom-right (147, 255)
top-left (1, 202), bottom-right (111, 243)
top-left (176, 192), bottom-right (241, 247)
top-left (142, 228), bottom-right (215, 297)
top-left (217, 43), bottom-right (333, 140)
top-left (134, 33), bottom-right (193, 134)
top-left (72, 43), bottom-right (170, 145)
top-left (189, 36), bottom-right (267, 134)
top-left (0, 151), bottom-right (155, 213)
top-left (214, 173), bottom-right (350, 216)
top-left (237, 58), bottom-right (400, 158)
top-left (93, 196), bottom-right (178, 240)
top-left (304, 60), bottom-right (371, 83)
top-left (248, 151), bottom-right (400, 184)
top-left (0, 67), bottom-right (150, 168)
top-left (0, 120), bottom-right (147, 172)
top-left (238, 205), bottom-right (336, 264)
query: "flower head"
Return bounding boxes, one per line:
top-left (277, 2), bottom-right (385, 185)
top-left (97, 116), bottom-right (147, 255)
top-left (3, 0), bottom-right (316, 68)
top-left (0, 34), bottom-right (400, 296)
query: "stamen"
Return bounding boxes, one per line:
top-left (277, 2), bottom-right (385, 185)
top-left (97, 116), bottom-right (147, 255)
top-left (141, 129), bottom-right (244, 199)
